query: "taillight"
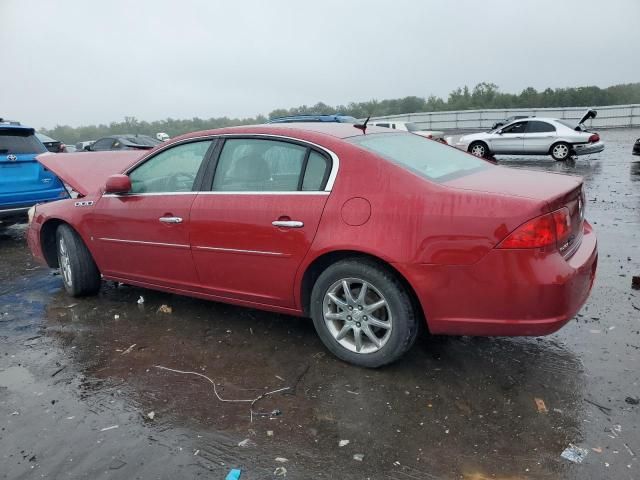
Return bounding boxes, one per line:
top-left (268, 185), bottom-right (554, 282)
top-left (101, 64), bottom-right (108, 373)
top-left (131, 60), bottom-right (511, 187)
top-left (498, 208), bottom-right (571, 249)
top-left (588, 133), bottom-right (599, 143)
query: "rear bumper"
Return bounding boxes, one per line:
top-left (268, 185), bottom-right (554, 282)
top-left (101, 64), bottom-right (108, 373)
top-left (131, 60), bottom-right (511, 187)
top-left (573, 141), bottom-right (604, 156)
top-left (0, 188), bottom-right (67, 222)
top-left (0, 205), bottom-right (30, 220)
top-left (397, 221), bottom-right (598, 336)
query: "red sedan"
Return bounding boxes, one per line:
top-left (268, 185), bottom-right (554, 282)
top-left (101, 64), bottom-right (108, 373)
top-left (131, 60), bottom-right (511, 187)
top-left (27, 123), bottom-right (597, 367)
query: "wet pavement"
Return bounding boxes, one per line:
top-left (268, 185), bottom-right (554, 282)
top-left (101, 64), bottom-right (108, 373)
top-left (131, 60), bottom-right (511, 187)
top-left (1, 128), bottom-right (639, 480)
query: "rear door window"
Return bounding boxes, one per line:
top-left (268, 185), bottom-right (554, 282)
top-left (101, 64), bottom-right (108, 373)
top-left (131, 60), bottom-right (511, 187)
top-left (525, 121), bottom-right (556, 133)
top-left (0, 130), bottom-right (47, 154)
top-left (212, 138), bottom-right (329, 192)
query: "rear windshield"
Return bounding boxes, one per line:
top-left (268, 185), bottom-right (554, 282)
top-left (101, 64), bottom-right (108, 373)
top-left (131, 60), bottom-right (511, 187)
top-left (0, 129), bottom-right (47, 154)
top-left (348, 132), bottom-right (488, 182)
top-left (557, 120), bottom-right (580, 131)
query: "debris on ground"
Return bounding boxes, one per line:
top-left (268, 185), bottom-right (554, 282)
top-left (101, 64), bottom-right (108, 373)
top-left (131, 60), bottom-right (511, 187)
top-left (632, 276), bottom-right (640, 290)
top-left (623, 443), bottom-right (635, 457)
top-left (625, 396), bottom-right (639, 405)
top-left (146, 411), bottom-right (155, 420)
top-left (51, 365), bottom-right (66, 377)
top-left (534, 397), bottom-right (548, 413)
top-left (193, 449), bottom-right (199, 456)
top-left (100, 425), bottom-right (119, 432)
top-left (584, 398), bottom-right (612, 414)
top-left (137, 296), bottom-right (145, 304)
top-left (339, 439), bottom-right (350, 447)
top-left (274, 466), bottom-right (287, 476)
top-left (353, 453), bottom-right (365, 461)
top-left (592, 447), bottom-right (603, 453)
top-left (154, 365), bottom-right (290, 422)
top-left (121, 344), bottom-right (136, 355)
top-left (238, 438), bottom-right (255, 448)
top-left (157, 304), bottom-right (172, 314)
top-left (561, 444), bottom-right (589, 463)
top-left (11, 411), bottom-right (19, 416)
top-left (114, 314), bottom-right (120, 320)
top-left (267, 430), bottom-right (274, 437)
top-left (225, 469), bottom-right (242, 480)
top-left (275, 457), bottom-right (288, 463)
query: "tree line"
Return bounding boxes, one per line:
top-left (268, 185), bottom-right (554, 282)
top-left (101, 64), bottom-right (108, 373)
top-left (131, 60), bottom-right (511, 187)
top-left (43, 82), bottom-right (640, 144)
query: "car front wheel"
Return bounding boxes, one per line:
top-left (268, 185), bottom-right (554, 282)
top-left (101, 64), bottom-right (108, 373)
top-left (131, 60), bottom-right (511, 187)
top-left (56, 224), bottom-right (101, 297)
top-left (551, 142), bottom-right (571, 161)
top-left (469, 141), bottom-right (489, 158)
top-left (310, 259), bottom-right (418, 368)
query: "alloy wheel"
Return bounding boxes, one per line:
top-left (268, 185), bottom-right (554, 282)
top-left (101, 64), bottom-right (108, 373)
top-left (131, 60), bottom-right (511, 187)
top-left (59, 237), bottom-right (73, 288)
top-left (553, 144), bottom-right (569, 159)
top-left (323, 278), bottom-right (392, 354)
top-left (470, 144), bottom-right (486, 157)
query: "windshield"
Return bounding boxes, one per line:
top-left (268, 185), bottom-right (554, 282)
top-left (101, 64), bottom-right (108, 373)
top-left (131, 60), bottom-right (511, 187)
top-left (348, 132), bottom-right (488, 182)
top-left (0, 129), bottom-right (47, 154)
top-left (36, 132), bottom-right (57, 143)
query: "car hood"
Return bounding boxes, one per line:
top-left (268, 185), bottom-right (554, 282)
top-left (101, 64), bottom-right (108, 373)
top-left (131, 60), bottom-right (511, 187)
top-left (36, 151), bottom-right (143, 196)
top-left (444, 166), bottom-right (582, 203)
top-left (458, 131), bottom-right (490, 143)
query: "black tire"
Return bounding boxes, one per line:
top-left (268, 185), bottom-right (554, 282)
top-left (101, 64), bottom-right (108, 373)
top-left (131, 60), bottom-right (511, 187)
top-left (56, 224), bottom-right (101, 297)
top-left (468, 141), bottom-right (490, 158)
top-left (550, 142), bottom-right (571, 161)
top-left (310, 259), bottom-right (419, 368)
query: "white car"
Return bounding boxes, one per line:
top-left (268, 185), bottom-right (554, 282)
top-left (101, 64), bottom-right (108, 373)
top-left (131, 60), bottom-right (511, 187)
top-left (454, 109), bottom-right (605, 161)
top-left (370, 121), bottom-right (445, 141)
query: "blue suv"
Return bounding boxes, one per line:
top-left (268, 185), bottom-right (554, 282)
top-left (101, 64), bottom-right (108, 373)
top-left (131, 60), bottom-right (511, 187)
top-left (0, 121), bottom-right (67, 227)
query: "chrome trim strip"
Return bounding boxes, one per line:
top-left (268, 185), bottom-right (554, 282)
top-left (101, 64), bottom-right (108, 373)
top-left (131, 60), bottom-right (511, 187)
top-left (126, 132), bottom-right (340, 192)
top-left (193, 245), bottom-right (289, 257)
top-left (103, 191), bottom-right (330, 197)
top-left (99, 237), bottom-right (190, 249)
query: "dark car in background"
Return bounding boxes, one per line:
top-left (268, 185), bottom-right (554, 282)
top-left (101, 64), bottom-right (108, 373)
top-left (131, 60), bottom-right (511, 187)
top-left (87, 134), bottom-right (161, 151)
top-left (491, 115), bottom-right (530, 130)
top-left (633, 138), bottom-right (640, 156)
top-left (36, 132), bottom-right (66, 153)
top-left (0, 122), bottom-right (66, 226)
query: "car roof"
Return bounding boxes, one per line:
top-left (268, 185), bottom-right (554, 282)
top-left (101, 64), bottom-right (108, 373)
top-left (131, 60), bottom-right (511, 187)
top-left (171, 123), bottom-right (395, 143)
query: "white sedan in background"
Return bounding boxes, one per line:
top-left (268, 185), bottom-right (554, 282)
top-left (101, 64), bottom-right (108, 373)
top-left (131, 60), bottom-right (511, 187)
top-left (454, 109), bottom-right (605, 161)
top-left (369, 121), bottom-right (446, 142)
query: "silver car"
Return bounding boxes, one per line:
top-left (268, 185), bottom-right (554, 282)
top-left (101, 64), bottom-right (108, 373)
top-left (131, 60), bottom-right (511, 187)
top-left (454, 109), bottom-right (605, 161)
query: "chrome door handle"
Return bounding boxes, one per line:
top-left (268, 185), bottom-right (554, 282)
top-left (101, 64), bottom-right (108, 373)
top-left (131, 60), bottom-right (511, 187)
top-left (272, 220), bottom-right (304, 228)
top-left (159, 216), bottom-right (183, 224)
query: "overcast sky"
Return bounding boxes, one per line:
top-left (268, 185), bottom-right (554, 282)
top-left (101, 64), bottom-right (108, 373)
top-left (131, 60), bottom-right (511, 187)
top-left (1, 0), bottom-right (639, 129)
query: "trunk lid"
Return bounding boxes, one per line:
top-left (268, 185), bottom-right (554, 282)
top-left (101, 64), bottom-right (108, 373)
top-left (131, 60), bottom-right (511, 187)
top-left (575, 109), bottom-right (597, 130)
top-left (444, 166), bottom-right (585, 255)
top-left (36, 151), bottom-right (143, 196)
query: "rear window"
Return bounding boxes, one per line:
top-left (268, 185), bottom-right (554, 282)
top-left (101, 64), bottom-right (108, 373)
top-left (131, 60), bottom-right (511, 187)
top-left (348, 132), bottom-right (488, 182)
top-left (0, 129), bottom-right (47, 154)
top-left (122, 136), bottom-right (160, 147)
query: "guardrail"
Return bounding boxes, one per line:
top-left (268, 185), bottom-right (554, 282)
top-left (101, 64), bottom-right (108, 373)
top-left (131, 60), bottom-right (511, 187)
top-left (370, 104), bottom-right (640, 131)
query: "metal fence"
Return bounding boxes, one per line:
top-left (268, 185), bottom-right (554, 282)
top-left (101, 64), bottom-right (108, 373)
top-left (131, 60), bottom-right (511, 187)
top-left (370, 104), bottom-right (640, 131)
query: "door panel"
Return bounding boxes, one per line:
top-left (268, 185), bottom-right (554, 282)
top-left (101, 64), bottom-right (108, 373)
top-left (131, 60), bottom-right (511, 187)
top-left (489, 121), bottom-right (526, 154)
top-left (189, 193), bottom-right (328, 307)
top-left (89, 194), bottom-right (199, 288)
top-left (522, 121), bottom-right (557, 154)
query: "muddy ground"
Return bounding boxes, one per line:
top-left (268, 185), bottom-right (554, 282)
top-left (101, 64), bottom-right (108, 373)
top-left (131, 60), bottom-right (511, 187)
top-left (1, 129), bottom-right (639, 480)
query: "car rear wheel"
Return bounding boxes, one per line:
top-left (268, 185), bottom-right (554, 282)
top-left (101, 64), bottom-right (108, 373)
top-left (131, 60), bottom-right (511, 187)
top-left (56, 224), bottom-right (101, 297)
top-left (310, 259), bottom-right (418, 368)
top-left (551, 142), bottom-right (571, 161)
top-left (469, 141), bottom-right (490, 158)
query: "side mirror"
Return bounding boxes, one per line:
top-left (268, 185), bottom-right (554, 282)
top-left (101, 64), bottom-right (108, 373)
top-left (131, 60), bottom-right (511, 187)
top-left (104, 174), bottom-right (131, 194)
